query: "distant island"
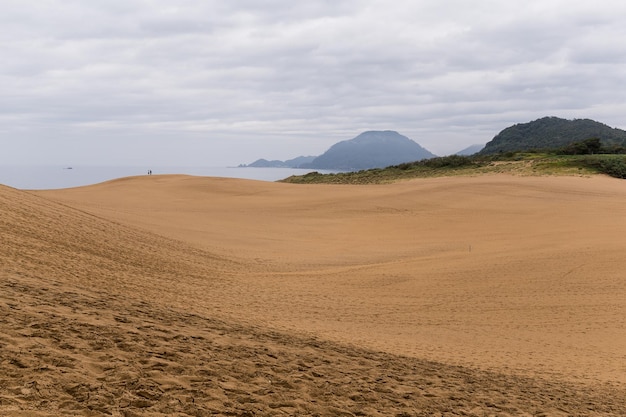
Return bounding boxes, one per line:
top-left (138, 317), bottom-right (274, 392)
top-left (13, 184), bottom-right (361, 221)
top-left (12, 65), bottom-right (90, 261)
top-left (301, 131), bottom-right (436, 170)
top-left (239, 155), bottom-right (316, 168)
top-left (241, 130), bottom-right (436, 171)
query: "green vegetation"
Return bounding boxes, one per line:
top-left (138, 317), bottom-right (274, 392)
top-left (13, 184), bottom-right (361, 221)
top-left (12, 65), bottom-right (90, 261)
top-left (576, 155), bottom-right (626, 179)
top-left (480, 117), bottom-right (626, 155)
top-left (280, 141), bottom-right (626, 184)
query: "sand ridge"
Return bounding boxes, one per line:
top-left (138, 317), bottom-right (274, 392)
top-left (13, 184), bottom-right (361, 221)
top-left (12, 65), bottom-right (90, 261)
top-left (2, 174), bottom-right (626, 415)
top-left (37, 175), bottom-right (626, 382)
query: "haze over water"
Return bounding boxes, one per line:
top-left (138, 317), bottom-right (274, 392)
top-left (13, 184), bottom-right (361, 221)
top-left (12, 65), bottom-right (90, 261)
top-left (0, 166), bottom-right (330, 190)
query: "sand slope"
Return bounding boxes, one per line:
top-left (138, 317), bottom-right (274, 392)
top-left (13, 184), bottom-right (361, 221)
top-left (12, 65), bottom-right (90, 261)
top-left (2, 174), bottom-right (626, 415)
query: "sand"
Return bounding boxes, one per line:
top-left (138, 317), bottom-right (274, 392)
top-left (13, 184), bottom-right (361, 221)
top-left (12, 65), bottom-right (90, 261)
top-left (2, 174), bottom-right (625, 416)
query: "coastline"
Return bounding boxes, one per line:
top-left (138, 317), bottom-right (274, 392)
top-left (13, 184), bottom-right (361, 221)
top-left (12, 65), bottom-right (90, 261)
top-left (0, 165), bottom-right (333, 190)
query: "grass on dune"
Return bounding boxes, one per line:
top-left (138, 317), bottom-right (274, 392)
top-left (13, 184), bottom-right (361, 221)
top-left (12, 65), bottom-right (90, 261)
top-left (280, 153), bottom-right (626, 185)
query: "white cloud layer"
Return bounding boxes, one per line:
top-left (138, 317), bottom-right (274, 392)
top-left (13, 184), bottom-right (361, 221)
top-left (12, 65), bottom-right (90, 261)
top-left (2, 0), bottom-right (626, 165)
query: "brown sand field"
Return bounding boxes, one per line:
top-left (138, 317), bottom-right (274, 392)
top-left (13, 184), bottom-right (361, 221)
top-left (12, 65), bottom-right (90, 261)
top-left (1, 174), bottom-right (625, 416)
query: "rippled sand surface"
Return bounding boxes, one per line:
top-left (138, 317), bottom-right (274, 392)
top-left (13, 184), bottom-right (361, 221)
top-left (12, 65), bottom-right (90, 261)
top-left (2, 174), bottom-right (625, 416)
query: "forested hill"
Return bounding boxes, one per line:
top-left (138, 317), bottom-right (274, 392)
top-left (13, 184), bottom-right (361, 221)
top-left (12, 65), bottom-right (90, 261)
top-left (480, 117), bottom-right (626, 154)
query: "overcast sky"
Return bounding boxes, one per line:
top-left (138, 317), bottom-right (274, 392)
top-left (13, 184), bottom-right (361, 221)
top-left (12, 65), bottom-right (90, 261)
top-left (2, 1), bottom-right (626, 166)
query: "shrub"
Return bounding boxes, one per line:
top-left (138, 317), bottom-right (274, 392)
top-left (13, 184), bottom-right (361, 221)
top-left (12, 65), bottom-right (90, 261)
top-left (394, 155), bottom-right (477, 170)
top-left (579, 156), bottom-right (626, 179)
top-left (596, 159), bottom-right (626, 178)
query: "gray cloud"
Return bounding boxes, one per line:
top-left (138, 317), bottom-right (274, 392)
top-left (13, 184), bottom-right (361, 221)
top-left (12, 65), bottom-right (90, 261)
top-left (2, 0), bottom-right (626, 165)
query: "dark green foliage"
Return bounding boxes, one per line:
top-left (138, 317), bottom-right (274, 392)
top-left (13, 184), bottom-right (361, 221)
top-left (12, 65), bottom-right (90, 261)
top-left (601, 143), bottom-right (626, 154)
top-left (282, 155), bottom-right (482, 184)
top-left (577, 156), bottom-right (626, 178)
top-left (480, 117), bottom-right (626, 155)
top-left (394, 155), bottom-right (477, 170)
top-left (558, 137), bottom-right (626, 155)
top-left (559, 138), bottom-right (602, 155)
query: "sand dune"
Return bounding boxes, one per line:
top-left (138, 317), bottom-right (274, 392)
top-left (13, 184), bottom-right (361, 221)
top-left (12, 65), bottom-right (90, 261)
top-left (2, 174), bottom-right (626, 415)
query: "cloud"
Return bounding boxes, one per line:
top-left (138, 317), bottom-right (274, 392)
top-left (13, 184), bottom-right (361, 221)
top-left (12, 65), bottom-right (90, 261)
top-left (2, 0), bottom-right (626, 164)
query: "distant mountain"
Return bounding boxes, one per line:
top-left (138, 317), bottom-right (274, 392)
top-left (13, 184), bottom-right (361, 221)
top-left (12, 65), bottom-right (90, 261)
top-left (240, 155), bottom-right (316, 168)
top-left (243, 159), bottom-right (289, 168)
top-left (480, 117), bottom-right (626, 155)
top-left (285, 155), bottom-right (317, 167)
top-left (455, 144), bottom-right (484, 156)
top-left (302, 131), bottom-right (436, 171)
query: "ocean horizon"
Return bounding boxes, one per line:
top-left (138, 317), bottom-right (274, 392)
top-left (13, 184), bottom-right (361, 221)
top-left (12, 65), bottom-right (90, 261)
top-left (0, 165), bottom-right (334, 190)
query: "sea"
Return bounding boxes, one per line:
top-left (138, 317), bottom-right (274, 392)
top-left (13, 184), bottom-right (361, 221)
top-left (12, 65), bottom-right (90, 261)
top-left (0, 165), bottom-right (335, 190)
